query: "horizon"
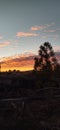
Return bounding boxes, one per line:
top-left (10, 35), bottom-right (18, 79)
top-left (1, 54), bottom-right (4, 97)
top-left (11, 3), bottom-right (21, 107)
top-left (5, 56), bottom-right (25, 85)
top-left (0, 51), bottom-right (60, 72)
top-left (0, 0), bottom-right (60, 71)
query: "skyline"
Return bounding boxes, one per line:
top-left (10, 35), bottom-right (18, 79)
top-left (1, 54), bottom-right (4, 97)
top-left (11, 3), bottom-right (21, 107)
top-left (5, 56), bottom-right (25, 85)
top-left (0, 52), bottom-right (60, 72)
top-left (0, 0), bottom-right (60, 71)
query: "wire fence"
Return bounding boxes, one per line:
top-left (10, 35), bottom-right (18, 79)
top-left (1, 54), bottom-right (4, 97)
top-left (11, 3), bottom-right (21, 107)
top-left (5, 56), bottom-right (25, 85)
top-left (0, 88), bottom-right (60, 129)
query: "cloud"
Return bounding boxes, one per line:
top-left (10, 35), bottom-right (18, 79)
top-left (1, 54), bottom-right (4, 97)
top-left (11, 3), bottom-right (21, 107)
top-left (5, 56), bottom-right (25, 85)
top-left (31, 23), bottom-right (53, 31)
top-left (42, 34), bottom-right (59, 40)
top-left (0, 36), bottom-right (3, 39)
top-left (31, 25), bottom-right (48, 31)
top-left (30, 23), bottom-right (55, 32)
top-left (49, 34), bottom-right (59, 39)
top-left (42, 35), bottom-right (48, 39)
top-left (53, 46), bottom-right (60, 52)
top-left (31, 26), bottom-right (46, 31)
top-left (0, 41), bottom-right (10, 48)
top-left (44, 29), bottom-right (56, 33)
top-left (55, 52), bottom-right (60, 63)
top-left (53, 34), bottom-right (59, 39)
top-left (16, 32), bottom-right (38, 37)
top-left (0, 53), bottom-right (36, 71)
top-left (0, 50), bottom-right (60, 72)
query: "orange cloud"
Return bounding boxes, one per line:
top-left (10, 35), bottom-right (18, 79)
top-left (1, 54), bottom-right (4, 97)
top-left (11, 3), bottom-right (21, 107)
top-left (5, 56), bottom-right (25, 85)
top-left (31, 24), bottom-right (51, 31)
top-left (0, 41), bottom-right (10, 48)
top-left (16, 32), bottom-right (38, 37)
top-left (0, 50), bottom-right (60, 72)
top-left (0, 53), bottom-right (35, 72)
top-left (31, 23), bottom-right (55, 31)
top-left (31, 25), bottom-right (46, 31)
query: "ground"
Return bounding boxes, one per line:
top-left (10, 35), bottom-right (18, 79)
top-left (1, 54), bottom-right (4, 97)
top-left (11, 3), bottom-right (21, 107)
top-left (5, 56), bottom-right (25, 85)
top-left (0, 70), bottom-right (60, 129)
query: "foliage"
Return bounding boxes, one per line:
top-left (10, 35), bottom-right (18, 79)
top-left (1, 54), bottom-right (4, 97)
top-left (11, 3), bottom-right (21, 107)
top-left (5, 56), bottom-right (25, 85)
top-left (34, 42), bottom-right (59, 72)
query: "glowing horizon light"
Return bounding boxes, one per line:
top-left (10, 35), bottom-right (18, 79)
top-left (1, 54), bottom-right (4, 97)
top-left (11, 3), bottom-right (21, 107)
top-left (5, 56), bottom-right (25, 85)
top-left (1, 66), bottom-right (33, 72)
top-left (0, 46), bottom-right (60, 72)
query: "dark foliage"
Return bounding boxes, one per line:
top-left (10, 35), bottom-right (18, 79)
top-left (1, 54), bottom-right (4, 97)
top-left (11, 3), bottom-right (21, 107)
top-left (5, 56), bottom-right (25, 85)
top-left (34, 42), bottom-right (59, 71)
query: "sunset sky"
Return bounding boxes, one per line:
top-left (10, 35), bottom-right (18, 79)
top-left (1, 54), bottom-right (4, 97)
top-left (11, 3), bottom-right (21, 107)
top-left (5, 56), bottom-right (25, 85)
top-left (0, 0), bottom-right (60, 71)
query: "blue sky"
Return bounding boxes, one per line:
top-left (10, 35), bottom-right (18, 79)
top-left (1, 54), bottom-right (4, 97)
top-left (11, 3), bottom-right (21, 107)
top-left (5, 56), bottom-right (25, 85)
top-left (0, 0), bottom-right (60, 58)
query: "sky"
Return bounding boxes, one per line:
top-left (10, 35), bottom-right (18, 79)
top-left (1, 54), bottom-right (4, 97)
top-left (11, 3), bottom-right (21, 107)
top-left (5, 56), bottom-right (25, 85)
top-left (0, 0), bottom-right (60, 71)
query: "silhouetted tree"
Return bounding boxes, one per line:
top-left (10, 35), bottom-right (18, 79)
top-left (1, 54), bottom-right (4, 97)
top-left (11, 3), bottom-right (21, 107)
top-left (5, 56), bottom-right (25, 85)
top-left (34, 57), bottom-right (39, 71)
top-left (34, 42), bottom-right (58, 71)
top-left (0, 63), bottom-right (1, 72)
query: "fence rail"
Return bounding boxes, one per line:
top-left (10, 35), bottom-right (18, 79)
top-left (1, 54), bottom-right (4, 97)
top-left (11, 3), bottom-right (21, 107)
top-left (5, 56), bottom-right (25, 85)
top-left (0, 95), bottom-right (60, 103)
top-left (0, 87), bottom-right (60, 103)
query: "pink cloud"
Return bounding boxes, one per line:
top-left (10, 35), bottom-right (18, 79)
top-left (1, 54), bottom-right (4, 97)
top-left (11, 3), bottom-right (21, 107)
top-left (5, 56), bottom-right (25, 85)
top-left (44, 29), bottom-right (56, 33)
top-left (53, 34), bottom-right (59, 38)
top-left (0, 36), bottom-right (3, 39)
top-left (49, 34), bottom-right (59, 39)
top-left (16, 32), bottom-right (38, 37)
top-left (42, 36), bottom-right (48, 39)
top-left (53, 46), bottom-right (60, 52)
top-left (31, 23), bottom-right (55, 31)
top-left (31, 24), bottom-right (52, 31)
top-left (31, 25), bottom-right (47, 31)
top-left (0, 41), bottom-right (10, 48)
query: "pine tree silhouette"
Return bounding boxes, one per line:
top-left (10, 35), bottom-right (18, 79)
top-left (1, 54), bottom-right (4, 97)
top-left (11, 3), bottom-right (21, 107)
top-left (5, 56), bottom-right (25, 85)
top-left (34, 42), bottom-right (58, 71)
